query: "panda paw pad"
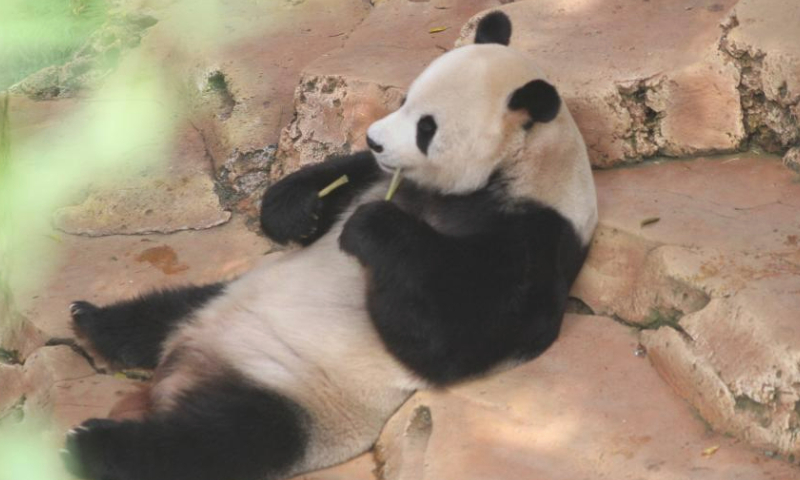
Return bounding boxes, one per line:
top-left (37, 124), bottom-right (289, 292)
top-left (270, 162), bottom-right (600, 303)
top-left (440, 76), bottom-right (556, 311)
top-left (261, 186), bottom-right (324, 245)
top-left (63, 419), bottom-right (124, 480)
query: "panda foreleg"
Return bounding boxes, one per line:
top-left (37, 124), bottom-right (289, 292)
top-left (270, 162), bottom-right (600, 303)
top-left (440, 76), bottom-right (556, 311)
top-left (340, 201), bottom-right (541, 384)
top-left (337, 200), bottom-right (438, 263)
top-left (70, 283), bottom-right (225, 369)
top-left (260, 151), bottom-right (381, 246)
top-left (63, 373), bottom-right (310, 480)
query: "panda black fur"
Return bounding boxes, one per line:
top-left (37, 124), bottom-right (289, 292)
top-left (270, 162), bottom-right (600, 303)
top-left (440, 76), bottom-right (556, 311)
top-left (63, 11), bottom-right (597, 480)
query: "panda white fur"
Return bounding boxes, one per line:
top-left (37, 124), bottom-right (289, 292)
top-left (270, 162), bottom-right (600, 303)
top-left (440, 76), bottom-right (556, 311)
top-left (63, 12), bottom-right (597, 480)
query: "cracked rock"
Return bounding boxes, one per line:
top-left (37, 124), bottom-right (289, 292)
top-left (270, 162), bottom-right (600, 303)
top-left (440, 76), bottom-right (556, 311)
top-left (457, 0), bottom-right (744, 166)
top-left (275, 75), bottom-right (404, 178)
top-left (53, 174), bottom-right (231, 236)
top-left (720, 0), bottom-right (800, 154)
top-left (21, 346), bottom-right (97, 391)
top-left (275, 0), bottom-right (756, 171)
top-left (651, 51), bottom-right (745, 156)
top-left (643, 291), bottom-right (800, 455)
top-left (215, 145), bottom-right (277, 222)
top-left (574, 154), bottom-right (800, 457)
top-left (26, 373), bottom-right (143, 433)
top-left (173, 0), bottom-right (372, 171)
top-left (572, 228), bottom-right (710, 325)
top-left (376, 404), bottom-right (432, 480)
top-left (784, 147), bottom-right (800, 172)
top-left (274, 0), bottom-right (501, 175)
top-left (17, 346), bottom-right (144, 432)
top-left (51, 125), bottom-right (231, 236)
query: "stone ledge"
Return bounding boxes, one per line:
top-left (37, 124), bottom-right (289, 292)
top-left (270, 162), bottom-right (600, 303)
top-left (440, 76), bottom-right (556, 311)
top-left (272, 0), bottom-right (800, 173)
top-left (376, 315), bottom-right (800, 479)
top-left (572, 154), bottom-right (800, 458)
top-left (274, 0), bottom-right (501, 175)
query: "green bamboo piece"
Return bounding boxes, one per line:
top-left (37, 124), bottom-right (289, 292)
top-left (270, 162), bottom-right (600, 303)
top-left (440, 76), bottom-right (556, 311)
top-left (318, 175), bottom-right (349, 197)
top-left (385, 168), bottom-right (403, 201)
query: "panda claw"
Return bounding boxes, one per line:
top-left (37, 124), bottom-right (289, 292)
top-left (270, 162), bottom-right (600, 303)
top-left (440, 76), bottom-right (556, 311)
top-left (67, 426), bottom-right (89, 437)
top-left (69, 301), bottom-right (99, 325)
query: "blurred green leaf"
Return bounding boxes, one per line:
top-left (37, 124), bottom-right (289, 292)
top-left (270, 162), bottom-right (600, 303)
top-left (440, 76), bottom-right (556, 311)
top-left (2, 58), bottom-right (175, 296)
top-left (0, 2), bottom-right (232, 478)
top-left (0, 0), bottom-right (108, 90)
top-left (0, 422), bottom-right (70, 480)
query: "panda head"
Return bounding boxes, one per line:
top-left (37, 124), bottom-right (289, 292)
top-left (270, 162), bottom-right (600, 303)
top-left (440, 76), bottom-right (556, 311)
top-left (366, 11), bottom-right (565, 195)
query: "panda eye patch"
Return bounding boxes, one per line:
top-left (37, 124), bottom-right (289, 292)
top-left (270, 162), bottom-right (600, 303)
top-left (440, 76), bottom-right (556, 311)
top-left (416, 115), bottom-right (437, 154)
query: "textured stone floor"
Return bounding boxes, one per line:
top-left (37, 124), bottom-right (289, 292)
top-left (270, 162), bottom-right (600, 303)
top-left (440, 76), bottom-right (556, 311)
top-left (375, 315), bottom-right (799, 480)
top-left (2, 0), bottom-right (800, 478)
top-left (3, 155), bottom-right (799, 479)
top-left (575, 154), bottom-right (800, 458)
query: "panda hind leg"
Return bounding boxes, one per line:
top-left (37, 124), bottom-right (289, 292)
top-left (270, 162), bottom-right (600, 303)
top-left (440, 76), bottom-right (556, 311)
top-left (63, 373), bottom-right (310, 480)
top-left (70, 283), bottom-right (225, 369)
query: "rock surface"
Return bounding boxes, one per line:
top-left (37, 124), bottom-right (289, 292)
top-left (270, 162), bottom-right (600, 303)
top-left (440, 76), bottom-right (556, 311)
top-left (785, 147), bottom-right (800, 172)
top-left (6, 96), bottom-right (83, 145)
top-left (0, 363), bottom-right (25, 415)
top-left (457, 0), bottom-right (745, 166)
top-left (4, 153), bottom-right (799, 474)
top-left (274, 0), bottom-right (502, 176)
top-left (572, 153), bottom-right (800, 458)
top-left (164, 0), bottom-right (373, 168)
top-left (271, 0), bottom-right (800, 174)
top-left (19, 346), bottom-right (142, 433)
top-left (8, 8), bottom-right (158, 99)
top-left (141, 0), bottom-right (375, 217)
top-left (50, 123), bottom-right (231, 236)
top-left (0, 344), bottom-right (142, 436)
top-left (721, 0), bottom-right (800, 153)
top-left (4, 0), bottom-right (800, 476)
top-left (0, 214), bottom-right (269, 464)
top-left (12, 215), bottom-right (270, 359)
top-left (8, 0), bottom-right (375, 227)
top-left (273, 0), bottom-right (745, 170)
top-left (376, 315), bottom-right (799, 479)
top-left (288, 454), bottom-right (376, 480)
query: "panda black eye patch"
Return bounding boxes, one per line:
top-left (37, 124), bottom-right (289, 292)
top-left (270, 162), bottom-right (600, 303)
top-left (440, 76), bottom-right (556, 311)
top-left (416, 115), bottom-right (437, 155)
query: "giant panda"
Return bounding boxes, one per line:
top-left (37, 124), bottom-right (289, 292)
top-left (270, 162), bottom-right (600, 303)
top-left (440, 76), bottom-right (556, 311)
top-left (63, 11), bottom-right (597, 480)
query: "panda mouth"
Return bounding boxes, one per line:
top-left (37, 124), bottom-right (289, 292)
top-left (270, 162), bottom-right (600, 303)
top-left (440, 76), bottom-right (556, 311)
top-left (376, 161), bottom-right (398, 174)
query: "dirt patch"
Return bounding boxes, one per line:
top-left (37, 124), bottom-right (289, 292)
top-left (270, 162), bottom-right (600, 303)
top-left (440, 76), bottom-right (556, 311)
top-left (135, 245), bottom-right (190, 275)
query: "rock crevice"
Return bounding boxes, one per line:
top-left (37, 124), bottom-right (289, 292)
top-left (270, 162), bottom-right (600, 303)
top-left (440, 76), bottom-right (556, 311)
top-left (577, 155), bottom-right (800, 460)
top-left (719, 13), bottom-right (800, 154)
top-left (617, 79), bottom-right (663, 159)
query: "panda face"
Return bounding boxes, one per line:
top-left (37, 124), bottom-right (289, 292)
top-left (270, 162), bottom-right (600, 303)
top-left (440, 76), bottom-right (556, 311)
top-left (366, 44), bottom-right (560, 195)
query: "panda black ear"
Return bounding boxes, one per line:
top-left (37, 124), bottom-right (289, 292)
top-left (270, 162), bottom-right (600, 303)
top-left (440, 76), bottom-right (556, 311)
top-left (508, 79), bottom-right (561, 128)
top-left (474, 11), bottom-right (512, 46)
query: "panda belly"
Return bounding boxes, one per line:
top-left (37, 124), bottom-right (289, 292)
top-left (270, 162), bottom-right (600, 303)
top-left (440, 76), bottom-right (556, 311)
top-left (157, 193), bottom-right (423, 470)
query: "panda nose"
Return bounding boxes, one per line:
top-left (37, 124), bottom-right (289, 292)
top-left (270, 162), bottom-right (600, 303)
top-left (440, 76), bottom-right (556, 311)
top-left (366, 135), bottom-right (383, 153)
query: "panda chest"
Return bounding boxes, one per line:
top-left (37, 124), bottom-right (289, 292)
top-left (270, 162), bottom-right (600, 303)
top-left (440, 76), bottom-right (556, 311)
top-left (391, 188), bottom-right (501, 237)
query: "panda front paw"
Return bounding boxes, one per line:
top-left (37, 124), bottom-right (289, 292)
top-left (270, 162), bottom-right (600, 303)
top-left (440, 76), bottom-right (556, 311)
top-left (340, 201), bottom-right (411, 263)
top-left (259, 181), bottom-right (324, 245)
top-left (62, 418), bottom-right (131, 480)
top-left (70, 300), bottom-right (100, 335)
